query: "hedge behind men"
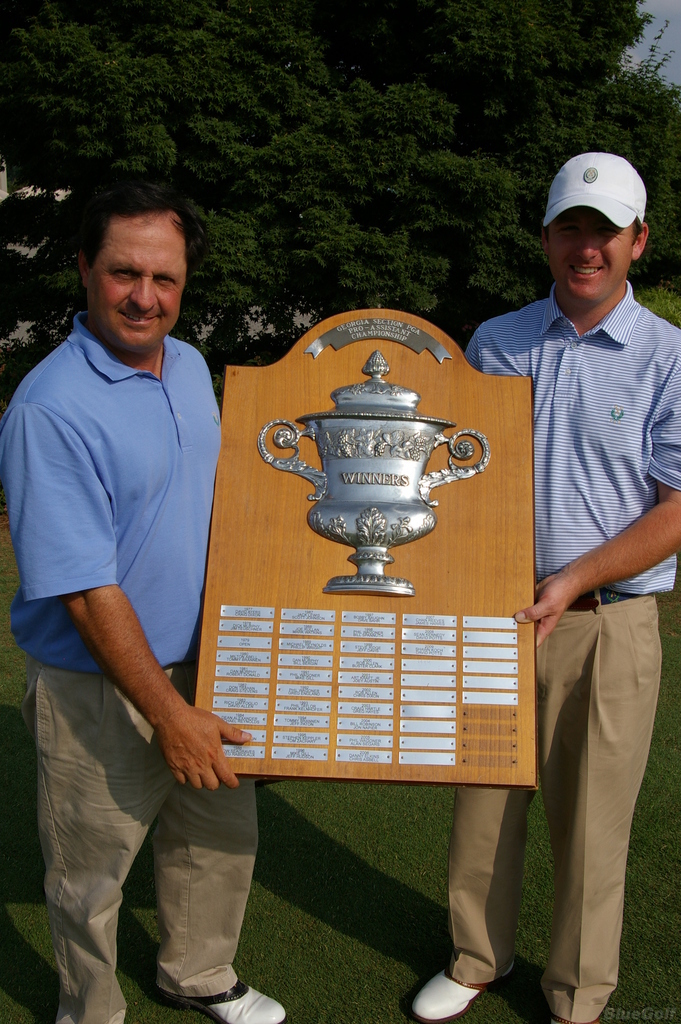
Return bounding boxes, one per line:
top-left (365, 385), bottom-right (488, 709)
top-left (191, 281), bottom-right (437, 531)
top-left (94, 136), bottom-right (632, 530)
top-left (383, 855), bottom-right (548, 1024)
top-left (0, 182), bottom-right (285, 1024)
top-left (412, 154), bottom-right (681, 1024)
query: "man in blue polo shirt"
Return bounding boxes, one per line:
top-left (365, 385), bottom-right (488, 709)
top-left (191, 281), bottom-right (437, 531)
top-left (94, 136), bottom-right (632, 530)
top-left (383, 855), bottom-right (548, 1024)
top-left (412, 154), bottom-right (681, 1024)
top-left (0, 182), bottom-right (286, 1024)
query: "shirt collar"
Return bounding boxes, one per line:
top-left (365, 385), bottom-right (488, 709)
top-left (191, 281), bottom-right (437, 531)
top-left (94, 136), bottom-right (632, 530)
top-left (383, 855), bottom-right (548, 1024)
top-left (68, 312), bottom-right (179, 380)
top-left (540, 281), bottom-right (641, 346)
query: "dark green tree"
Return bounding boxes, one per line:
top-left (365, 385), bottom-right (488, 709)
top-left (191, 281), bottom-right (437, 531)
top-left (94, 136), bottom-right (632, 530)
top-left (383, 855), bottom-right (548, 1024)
top-left (1, 0), bottom-right (680, 406)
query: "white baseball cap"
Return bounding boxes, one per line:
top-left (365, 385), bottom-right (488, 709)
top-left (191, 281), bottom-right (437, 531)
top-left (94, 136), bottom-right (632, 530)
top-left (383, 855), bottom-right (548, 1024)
top-left (543, 152), bottom-right (647, 228)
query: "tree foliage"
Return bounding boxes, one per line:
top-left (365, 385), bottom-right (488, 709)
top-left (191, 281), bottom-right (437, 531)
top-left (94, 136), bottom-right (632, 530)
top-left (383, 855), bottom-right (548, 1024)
top-left (1, 0), bottom-right (680, 400)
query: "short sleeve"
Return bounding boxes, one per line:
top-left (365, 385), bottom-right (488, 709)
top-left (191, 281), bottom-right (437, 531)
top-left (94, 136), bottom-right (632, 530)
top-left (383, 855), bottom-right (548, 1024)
top-left (0, 403), bottom-right (118, 600)
top-left (649, 370), bottom-right (681, 492)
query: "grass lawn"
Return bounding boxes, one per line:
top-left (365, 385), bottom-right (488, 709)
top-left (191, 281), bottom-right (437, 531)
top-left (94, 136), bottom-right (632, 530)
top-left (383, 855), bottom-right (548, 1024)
top-left (0, 516), bottom-right (679, 1024)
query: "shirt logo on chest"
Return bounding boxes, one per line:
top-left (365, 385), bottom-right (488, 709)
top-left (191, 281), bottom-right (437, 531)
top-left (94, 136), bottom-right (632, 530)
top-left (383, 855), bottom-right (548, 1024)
top-left (213, 413), bottom-right (220, 426)
top-left (609, 404), bottom-right (624, 424)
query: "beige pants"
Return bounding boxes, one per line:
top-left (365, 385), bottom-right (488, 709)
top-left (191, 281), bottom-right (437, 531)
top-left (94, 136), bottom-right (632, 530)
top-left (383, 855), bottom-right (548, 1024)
top-left (447, 595), bottom-right (661, 1023)
top-left (23, 657), bottom-right (258, 1024)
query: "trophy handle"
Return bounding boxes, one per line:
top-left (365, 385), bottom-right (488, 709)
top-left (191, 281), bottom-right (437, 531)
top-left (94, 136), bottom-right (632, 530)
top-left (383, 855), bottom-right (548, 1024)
top-left (418, 429), bottom-right (491, 506)
top-left (257, 419), bottom-right (328, 501)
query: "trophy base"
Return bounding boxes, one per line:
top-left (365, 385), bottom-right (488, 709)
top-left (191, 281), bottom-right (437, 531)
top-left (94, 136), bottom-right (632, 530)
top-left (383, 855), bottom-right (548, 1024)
top-left (323, 574), bottom-right (415, 597)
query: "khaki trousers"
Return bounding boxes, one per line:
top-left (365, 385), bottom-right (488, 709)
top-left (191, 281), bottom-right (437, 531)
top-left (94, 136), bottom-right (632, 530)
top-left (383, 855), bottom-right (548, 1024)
top-left (447, 595), bottom-right (661, 1023)
top-left (23, 657), bottom-right (258, 1024)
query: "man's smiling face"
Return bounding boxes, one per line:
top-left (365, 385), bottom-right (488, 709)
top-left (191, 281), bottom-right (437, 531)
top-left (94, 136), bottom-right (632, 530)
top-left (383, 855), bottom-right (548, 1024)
top-left (541, 206), bottom-right (648, 333)
top-left (78, 211), bottom-right (187, 375)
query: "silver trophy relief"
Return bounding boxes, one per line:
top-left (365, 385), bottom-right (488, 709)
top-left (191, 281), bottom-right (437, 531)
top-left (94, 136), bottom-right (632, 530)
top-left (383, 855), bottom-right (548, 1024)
top-left (257, 350), bottom-right (490, 596)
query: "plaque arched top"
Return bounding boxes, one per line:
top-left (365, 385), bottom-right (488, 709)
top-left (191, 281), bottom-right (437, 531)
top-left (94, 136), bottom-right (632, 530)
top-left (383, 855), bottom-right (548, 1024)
top-left (304, 310), bottom-right (453, 364)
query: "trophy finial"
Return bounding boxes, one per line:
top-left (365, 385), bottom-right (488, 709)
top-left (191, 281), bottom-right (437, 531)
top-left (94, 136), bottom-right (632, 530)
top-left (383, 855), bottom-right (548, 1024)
top-left (362, 350), bottom-right (390, 380)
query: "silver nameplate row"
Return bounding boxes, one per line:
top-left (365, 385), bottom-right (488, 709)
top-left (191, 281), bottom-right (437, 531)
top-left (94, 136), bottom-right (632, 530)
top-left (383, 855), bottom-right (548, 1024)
top-left (337, 717), bottom-right (393, 732)
top-left (400, 705), bottom-right (456, 718)
top-left (400, 719), bottom-right (456, 733)
top-left (336, 750), bottom-right (392, 764)
top-left (463, 661), bottom-right (517, 674)
top-left (463, 676), bottom-right (518, 690)
top-left (401, 642), bottom-right (456, 657)
top-left (219, 619), bottom-right (274, 633)
top-left (214, 712), bottom-right (268, 726)
top-left (224, 730), bottom-right (266, 743)
top-left (339, 656), bottom-right (394, 670)
top-left (401, 658), bottom-right (455, 673)
top-left (341, 625), bottom-right (396, 639)
top-left (280, 608), bottom-right (336, 622)
top-left (402, 628), bottom-right (456, 642)
top-left (336, 734), bottom-right (393, 748)
top-left (402, 614), bottom-right (457, 627)
top-left (213, 696), bottom-right (269, 710)
top-left (277, 668), bottom-right (333, 683)
top-left (273, 732), bottom-right (329, 745)
top-left (342, 611), bottom-right (396, 624)
top-left (463, 646), bottom-right (518, 660)
top-left (399, 751), bottom-right (455, 766)
top-left (276, 684), bottom-right (332, 698)
top-left (218, 635), bottom-right (272, 649)
top-left (463, 630), bottom-right (517, 645)
top-left (462, 692), bottom-right (518, 705)
top-left (340, 641), bottom-right (395, 654)
top-left (274, 714), bottom-right (330, 728)
top-left (337, 702), bottom-right (393, 716)
top-left (279, 638), bottom-right (334, 652)
top-left (280, 623), bottom-right (335, 637)
top-left (275, 699), bottom-right (331, 713)
top-left (401, 689), bottom-right (456, 704)
top-left (337, 671), bottom-right (393, 686)
top-left (224, 746), bottom-right (266, 758)
top-left (400, 736), bottom-right (456, 750)
top-left (462, 616), bottom-right (517, 630)
top-left (271, 747), bottom-right (328, 761)
top-left (399, 674), bottom-right (456, 688)
top-left (278, 654), bottom-right (333, 668)
top-left (220, 605), bottom-right (274, 619)
top-left (338, 686), bottom-right (394, 700)
top-left (217, 650), bottom-right (271, 664)
top-left (215, 665), bottom-right (271, 679)
top-left (214, 682), bottom-right (269, 695)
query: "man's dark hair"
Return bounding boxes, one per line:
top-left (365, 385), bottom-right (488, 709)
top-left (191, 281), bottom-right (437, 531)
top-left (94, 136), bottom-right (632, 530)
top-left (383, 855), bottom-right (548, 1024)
top-left (79, 181), bottom-right (209, 277)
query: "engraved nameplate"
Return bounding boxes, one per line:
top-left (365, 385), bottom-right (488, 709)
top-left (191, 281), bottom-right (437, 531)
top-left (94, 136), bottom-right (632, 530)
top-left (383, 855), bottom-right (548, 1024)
top-left (218, 635), bottom-right (273, 649)
top-left (462, 616), bottom-right (518, 630)
top-left (280, 623), bottom-right (335, 636)
top-left (400, 736), bottom-right (456, 750)
top-left (400, 719), bottom-right (456, 733)
top-left (224, 730), bottom-right (266, 743)
top-left (402, 614), bottom-right (457, 627)
top-left (401, 643), bottom-right (456, 658)
top-left (278, 654), bottom-right (333, 668)
top-left (463, 631), bottom-right (518, 645)
top-left (339, 657), bottom-right (395, 670)
top-left (215, 665), bottom-right (271, 679)
top-left (337, 734), bottom-right (393, 748)
top-left (281, 608), bottom-right (336, 621)
top-left (221, 605), bottom-right (274, 618)
top-left (401, 689), bottom-right (456, 703)
top-left (342, 611), bottom-right (396, 624)
top-left (213, 696), bottom-right (269, 710)
top-left (401, 659), bottom-right (456, 673)
top-left (402, 628), bottom-right (456, 642)
top-left (275, 700), bottom-right (332, 713)
top-left (224, 746), bottom-right (266, 758)
top-left (337, 703), bottom-right (394, 716)
top-left (463, 647), bottom-right (518, 660)
top-left (271, 748), bottom-right (328, 761)
top-left (337, 718), bottom-right (393, 732)
top-left (219, 619), bottom-right (274, 633)
top-left (337, 672), bottom-right (393, 686)
top-left (400, 705), bottom-right (456, 718)
top-left (399, 674), bottom-right (456, 688)
top-left (338, 686), bottom-right (394, 700)
top-left (214, 682), bottom-right (269, 695)
top-left (279, 638), bottom-right (334, 652)
top-left (336, 750), bottom-right (393, 763)
top-left (341, 626), bottom-right (396, 639)
top-left (463, 676), bottom-right (518, 690)
top-left (462, 692), bottom-right (518, 705)
top-left (340, 641), bottom-right (395, 655)
top-left (277, 669), bottom-right (333, 683)
top-left (217, 650), bottom-right (271, 664)
top-left (462, 661), bottom-right (517, 674)
top-left (214, 712), bottom-right (268, 726)
top-left (276, 684), bottom-right (332, 697)
top-left (273, 732), bottom-right (330, 745)
top-left (274, 714), bottom-right (330, 728)
top-left (399, 751), bottom-right (455, 765)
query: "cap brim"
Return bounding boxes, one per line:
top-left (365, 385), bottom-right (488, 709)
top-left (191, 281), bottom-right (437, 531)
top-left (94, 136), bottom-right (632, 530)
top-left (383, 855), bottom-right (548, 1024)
top-left (543, 194), bottom-right (637, 228)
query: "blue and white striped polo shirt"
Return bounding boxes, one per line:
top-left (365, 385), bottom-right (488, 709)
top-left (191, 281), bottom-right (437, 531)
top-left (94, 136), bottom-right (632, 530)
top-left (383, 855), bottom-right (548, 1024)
top-left (466, 282), bottom-right (681, 592)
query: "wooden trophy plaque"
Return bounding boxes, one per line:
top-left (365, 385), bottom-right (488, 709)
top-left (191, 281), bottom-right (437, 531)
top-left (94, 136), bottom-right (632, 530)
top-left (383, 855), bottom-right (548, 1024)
top-left (195, 310), bottom-right (537, 788)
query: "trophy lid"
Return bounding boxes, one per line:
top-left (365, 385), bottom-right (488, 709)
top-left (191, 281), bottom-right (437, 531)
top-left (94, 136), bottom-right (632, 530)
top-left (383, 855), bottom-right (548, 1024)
top-left (330, 350), bottom-right (422, 414)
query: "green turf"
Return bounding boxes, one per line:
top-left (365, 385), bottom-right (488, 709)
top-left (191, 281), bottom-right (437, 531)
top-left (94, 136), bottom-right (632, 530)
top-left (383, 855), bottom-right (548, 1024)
top-left (634, 286), bottom-right (681, 329)
top-left (0, 520), bottom-right (679, 1023)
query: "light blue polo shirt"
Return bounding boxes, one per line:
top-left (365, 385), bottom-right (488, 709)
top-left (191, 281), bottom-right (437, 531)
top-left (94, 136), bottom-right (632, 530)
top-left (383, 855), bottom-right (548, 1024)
top-left (466, 283), bottom-right (681, 592)
top-left (0, 313), bottom-right (222, 671)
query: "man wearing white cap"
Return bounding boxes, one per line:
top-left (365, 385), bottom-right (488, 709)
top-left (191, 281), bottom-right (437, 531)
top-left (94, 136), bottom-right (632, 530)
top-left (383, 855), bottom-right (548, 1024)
top-left (411, 153), bottom-right (681, 1024)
